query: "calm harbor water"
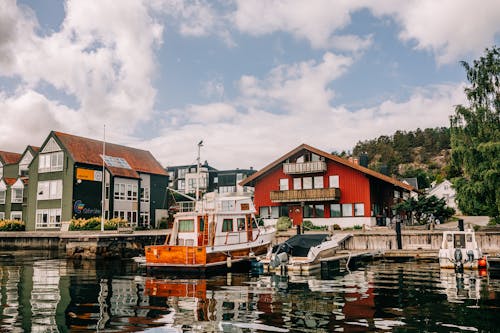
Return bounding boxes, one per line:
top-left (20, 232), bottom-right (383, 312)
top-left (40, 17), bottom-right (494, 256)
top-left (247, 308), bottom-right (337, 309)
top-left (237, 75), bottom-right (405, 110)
top-left (0, 251), bottom-right (498, 332)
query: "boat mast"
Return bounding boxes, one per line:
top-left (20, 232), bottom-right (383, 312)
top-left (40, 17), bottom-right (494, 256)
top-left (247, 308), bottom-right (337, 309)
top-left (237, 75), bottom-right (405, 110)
top-left (196, 140), bottom-right (203, 201)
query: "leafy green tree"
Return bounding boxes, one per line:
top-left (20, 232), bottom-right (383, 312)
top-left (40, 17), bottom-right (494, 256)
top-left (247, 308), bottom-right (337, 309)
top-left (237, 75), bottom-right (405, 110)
top-left (394, 195), bottom-right (455, 225)
top-left (450, 46), bottom-right (500, 220)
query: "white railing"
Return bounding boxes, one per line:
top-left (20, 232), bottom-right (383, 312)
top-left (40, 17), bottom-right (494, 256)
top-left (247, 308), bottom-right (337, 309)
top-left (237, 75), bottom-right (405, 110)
top-left (283, 161), bottom-right (327, 174)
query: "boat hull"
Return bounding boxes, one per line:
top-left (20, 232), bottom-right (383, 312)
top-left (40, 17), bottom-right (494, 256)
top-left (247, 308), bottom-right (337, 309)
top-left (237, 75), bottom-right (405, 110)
top-left (145, 243), bottom-right (269, 272)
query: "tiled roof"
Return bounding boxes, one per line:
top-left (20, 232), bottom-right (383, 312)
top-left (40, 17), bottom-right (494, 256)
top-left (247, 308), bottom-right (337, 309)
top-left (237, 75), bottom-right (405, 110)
top-left (53, 132), bottom-right (168, 178)
top-left (29, 146), bottom-right (40, 153)
top-left (0, 151), bottom-right (22, 165)
top-left (240, 143), bottom-right (416, 192)
top-left (3, 178), bottom-right (17, 186)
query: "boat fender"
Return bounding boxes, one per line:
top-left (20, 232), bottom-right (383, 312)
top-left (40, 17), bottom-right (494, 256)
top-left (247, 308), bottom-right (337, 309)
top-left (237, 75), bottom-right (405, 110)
top-left (227, 256), bottom-right (232, 268)
top-left (466, 250), bottom-right (474, 263)
top-left (478, 257), bottom-right (487, 268)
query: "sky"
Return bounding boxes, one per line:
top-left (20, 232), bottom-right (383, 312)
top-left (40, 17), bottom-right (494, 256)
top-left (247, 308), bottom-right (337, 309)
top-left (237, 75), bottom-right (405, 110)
top-left (1, 0), bottom-right (499, 170)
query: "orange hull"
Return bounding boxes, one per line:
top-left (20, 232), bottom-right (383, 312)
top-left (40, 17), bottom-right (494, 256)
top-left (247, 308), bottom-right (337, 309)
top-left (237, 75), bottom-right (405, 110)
top-left (145, 244), bottom-right (268, 270)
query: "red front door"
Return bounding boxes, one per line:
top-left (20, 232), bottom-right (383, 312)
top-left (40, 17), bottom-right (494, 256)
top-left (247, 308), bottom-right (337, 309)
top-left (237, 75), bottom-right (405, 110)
top-left (289, 205), bottom-right (303, 226)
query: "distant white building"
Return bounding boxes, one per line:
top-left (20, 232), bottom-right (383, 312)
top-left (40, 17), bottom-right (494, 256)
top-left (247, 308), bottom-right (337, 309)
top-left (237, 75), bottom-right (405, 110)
top-left (428, 179), bottom-right (460, 214)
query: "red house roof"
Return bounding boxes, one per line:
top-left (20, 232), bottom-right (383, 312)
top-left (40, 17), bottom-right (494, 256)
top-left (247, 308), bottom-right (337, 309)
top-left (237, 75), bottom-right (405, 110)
top-left (53, 131), bottom-right (168, 178)
top-left (0, 151), bottom-right (22, 165)
top-left (240, 143), bottom-right (415, 192)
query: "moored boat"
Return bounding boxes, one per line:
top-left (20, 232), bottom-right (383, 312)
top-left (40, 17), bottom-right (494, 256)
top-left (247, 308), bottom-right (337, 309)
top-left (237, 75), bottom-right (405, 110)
top-left (438, 228), bottom-right (488, 271)
top-left (145, 192), bottom-right (276, 272)
top-left (260, 233), bottom-right (352, 274)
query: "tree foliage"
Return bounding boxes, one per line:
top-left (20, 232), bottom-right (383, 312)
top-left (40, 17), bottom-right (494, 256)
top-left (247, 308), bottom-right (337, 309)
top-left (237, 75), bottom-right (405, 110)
top-left (450, 46), bottom-right (500, 218)
top-left (394, 195), bottom-right (455, 225)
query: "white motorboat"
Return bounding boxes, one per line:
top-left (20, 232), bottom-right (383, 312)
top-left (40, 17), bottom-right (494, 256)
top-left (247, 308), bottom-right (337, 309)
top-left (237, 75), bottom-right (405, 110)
top-left (438, 228), bottom-right (488, 271)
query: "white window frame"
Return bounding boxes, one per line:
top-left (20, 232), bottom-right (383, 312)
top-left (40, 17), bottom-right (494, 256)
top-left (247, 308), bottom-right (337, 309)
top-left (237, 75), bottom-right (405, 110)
top-left (0, 190), bottom-right (5, 204)
top-left (140, 212), bottom-right (150, 227)
top-left (36, 209), bottom-right (62, 228)
top-left (38, 152), bottom-right (63, 173)
top-left (279, 178), bottom-right (289, 191)
top-left (313, 176), bottom-right (324, 189)
top-left (342, 203), bottom-right (353, 217)
top-left (293, 178), bottom-right (302, 190)
top-left (0, 212), bottom-right (4, 220)
top-left (329, 175), bottom-right (339, 188)
top-left (141, 187), bottom-right (150, 202)
top-left (11, 188), bottom-right (23, 203)
top-left (114, 183), bottom-right (126, 200)
top-left (354, 203), bottom-right (365, 217)
top-left (303, 177), bottom-right (313, 190)
top-left (10, 211), bottom-right (22, 221)
top-left (37, 180), bottom-right (63, 200)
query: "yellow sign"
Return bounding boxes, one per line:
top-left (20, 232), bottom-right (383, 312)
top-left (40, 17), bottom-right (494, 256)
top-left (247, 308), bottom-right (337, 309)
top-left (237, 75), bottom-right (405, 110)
top-left (76, 168), bottom-right (102, 182)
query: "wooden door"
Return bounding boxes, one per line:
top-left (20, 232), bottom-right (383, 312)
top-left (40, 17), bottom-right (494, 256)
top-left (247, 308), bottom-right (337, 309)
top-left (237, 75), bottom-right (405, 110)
top-left (289, 205), bottom-right (303, 226)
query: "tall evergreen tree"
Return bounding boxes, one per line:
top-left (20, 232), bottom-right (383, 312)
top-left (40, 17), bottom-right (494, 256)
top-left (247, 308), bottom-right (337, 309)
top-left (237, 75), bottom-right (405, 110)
top-left (450, 46), bottom-right (500, 220)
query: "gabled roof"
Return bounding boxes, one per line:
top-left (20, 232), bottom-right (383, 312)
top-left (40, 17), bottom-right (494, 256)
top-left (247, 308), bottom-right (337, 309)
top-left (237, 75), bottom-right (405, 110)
top-left (0, 151), bottom-right (22, 165)
top-left (240, 143), bottom-right (416, 192)
top-left (52, 131), bottom-right (168, 178)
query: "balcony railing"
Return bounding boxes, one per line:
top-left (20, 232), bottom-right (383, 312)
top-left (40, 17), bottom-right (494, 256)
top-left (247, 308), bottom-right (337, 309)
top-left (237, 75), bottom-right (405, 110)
top-left (270, 188), bottom-right (340, 203)
top-left (283, 161), bottom-right (327, 174)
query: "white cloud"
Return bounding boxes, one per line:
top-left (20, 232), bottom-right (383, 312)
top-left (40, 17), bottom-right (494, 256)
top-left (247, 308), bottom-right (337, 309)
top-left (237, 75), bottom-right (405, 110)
top-left (0, 0), bottom-right (164, 153)
top-left (368, 0), bottom-right (500, 64)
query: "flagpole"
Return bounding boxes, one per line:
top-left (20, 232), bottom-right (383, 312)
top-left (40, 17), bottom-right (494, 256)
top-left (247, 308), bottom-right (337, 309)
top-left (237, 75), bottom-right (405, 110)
top-left (101, 125), bottom-right (106, 232)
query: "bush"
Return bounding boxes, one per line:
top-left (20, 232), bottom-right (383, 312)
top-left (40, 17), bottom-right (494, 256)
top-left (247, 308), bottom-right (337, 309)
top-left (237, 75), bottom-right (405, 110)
top-left (353, 225), bottom-right (363, 230)
top-left (488, 216), bottom-right (500, 226)
top-left (276, 216), bottom-right (292, 231)
top-left (302, 220), bottom-right (326, 231)
top-left (69, 217), bottom-right (126, 231)
top-left (332, 224), bottom-right (341, 230)
top-left (0, 220), bottom-right (25, 231)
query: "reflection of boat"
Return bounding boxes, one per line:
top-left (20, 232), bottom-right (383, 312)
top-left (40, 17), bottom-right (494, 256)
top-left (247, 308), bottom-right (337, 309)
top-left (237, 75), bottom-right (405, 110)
top-left (439, 269), bottom-right (486, 303)
top-left (260, 233), bottom-right (352, 274)
top-left (438, 229), bottom-right (488, 271)
top-left (145, 192), bottom-right (276, 272)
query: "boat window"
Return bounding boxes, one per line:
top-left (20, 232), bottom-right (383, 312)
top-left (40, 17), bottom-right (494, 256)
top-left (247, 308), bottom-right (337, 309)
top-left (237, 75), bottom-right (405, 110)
top-left (178, 219), bottom-right (194, 232)
top-left (221, 201), bottom-right (235, 211)
top-left (466, 234), bottom-right (472, 243)
top-left (252, 218), bottom-right (258, 228)
top-left (446, 234), bottom-right (452, 242)
top-left (199, 217), bottom-right (205, 232)
top-left (237, 218), bottom-right (246, 231)
top-left (454, 234), bottom-right (466, 248)
top-left (222, 219), bottom-right (233, 232)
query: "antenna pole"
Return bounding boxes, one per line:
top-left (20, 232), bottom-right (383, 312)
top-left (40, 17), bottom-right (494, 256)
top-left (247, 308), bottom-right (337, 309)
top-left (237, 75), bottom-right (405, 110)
top-left (101, 125), bottom-right (106, 232)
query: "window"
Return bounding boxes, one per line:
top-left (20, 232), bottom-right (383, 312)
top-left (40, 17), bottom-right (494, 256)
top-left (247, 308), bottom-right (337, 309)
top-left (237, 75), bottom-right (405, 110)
top-left (178, 179), bottom-right (185, 191)
top-left (114, 184), bottom-right (126, 200)
top-left (342, 203), bottom-right (353, 217)
top-left (0, 212), bottom-right (4, 220)
top-left (140, 187), bottom-right (150, 202)
top-left (222, 219), bottom-right (233, 232)
top-left (303, 177), bottom-right (312, 189)
top-left (303, 204), bottom-right (324, 218)
top-left (329, 175), bottom-right (339, 188)
top-left (221, 200), bottom-right (235, 211)
top-left (38, 152), bottom-right (63, 173)
top-left (219, 186), bottom-right (236, 193)
top-left (279, 178), bottom-right (289, 191)
top-left (178, 219), bottom-right (194, 232)
top-left (237, 218), bottom-right (246, 230)
top-left (126, 184), bottom-right (138, 201)
top-left (0, 190), bottom-right (5, 204)
top-left (293, 178), bottom-right (302, 190)
top-left (178, 168), bottom-right (187, 178)
top-left (313, 176), bottom-right (324, 189)
top-left (140, 212), bottom-right (150, 227)
top-left (236, 173), bottom-right (243, 182)
top-left (354, 203), bottom-right (365, 216)
top-left (11, 188), bottom-right (23, 203)
top-left (214, 177), bottom-right (218, 183)
top-left (11, 212), bottom-right (22, 221)
top-left (36, 209), bottom-right (61, 228)
top-left (330, 204), bottom-right (341, 217)
top-left (37, 180), bottom-right (62, 200)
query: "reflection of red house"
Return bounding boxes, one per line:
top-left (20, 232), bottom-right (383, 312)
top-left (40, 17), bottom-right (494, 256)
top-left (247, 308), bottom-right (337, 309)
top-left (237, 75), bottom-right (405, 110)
top-left (240, 144), bottom-right (415, 228)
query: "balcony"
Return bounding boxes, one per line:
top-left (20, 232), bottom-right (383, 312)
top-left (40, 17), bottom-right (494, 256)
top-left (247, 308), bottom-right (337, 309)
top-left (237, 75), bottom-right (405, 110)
top-left (283, 161), bottom-right (327, 174)
top-left (270, 188), bottom-right (340, 203)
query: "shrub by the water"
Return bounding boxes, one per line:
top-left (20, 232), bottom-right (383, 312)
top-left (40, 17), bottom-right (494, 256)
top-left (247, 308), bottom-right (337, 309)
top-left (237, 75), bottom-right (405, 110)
top-left (0, 219), bottom-right (25, 231)
top-left (276, 216), bottom-right (292, 231)
top-left (69, 217), bottom-right (126, 231)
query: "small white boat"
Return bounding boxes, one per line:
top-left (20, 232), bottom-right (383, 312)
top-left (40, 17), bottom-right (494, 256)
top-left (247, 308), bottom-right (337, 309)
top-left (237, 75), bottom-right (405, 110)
top-left (145, 192), bottom-right (276, 272)
top-left (261, 233), bottom-right (352, 274)
top-left (438, 229), bottom-right (488, 271)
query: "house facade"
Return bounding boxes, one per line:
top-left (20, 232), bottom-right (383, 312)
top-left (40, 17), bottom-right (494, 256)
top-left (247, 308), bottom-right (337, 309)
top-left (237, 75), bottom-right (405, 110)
top-left (25, 131), bottom-right (169, 231)
top-left (0, 150), bottom-right (23, 221)
top-left (428, 179), bottom-right (460, 214)
top-left (240, 144), bottom-right (416, 228)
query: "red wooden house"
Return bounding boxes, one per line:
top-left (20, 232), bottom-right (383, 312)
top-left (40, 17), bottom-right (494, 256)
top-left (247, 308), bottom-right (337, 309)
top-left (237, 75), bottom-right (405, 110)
top-left (240, 144), bottom-right (416, 228)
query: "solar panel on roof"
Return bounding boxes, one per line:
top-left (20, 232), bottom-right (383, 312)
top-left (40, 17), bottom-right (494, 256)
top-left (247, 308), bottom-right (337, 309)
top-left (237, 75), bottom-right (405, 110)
top-left (100, 155), bottom-right (132, 169)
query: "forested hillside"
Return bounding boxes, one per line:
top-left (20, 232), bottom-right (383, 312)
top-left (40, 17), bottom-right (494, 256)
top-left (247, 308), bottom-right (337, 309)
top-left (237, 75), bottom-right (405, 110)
top-left (351, 127), bottom-right (451, 189)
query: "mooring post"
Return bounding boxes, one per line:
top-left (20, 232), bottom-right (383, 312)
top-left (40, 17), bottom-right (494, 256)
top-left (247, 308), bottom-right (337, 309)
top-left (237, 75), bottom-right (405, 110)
top-left (458, 219), bottom-right (464, 231)
top-left (396, 221), bottom-right (402, 250)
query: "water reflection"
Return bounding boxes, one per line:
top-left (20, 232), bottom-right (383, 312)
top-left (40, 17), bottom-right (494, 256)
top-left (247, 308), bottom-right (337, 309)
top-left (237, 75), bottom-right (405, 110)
top-left (0, 251), bottom-right (498, 332)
